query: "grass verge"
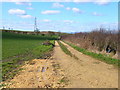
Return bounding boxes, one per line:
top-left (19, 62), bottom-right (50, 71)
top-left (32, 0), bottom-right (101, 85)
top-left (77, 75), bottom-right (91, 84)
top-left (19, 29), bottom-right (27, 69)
top-left (63, 41), bottom-right (120, 67)
top-left (57, 41), bottom-right (78, 60)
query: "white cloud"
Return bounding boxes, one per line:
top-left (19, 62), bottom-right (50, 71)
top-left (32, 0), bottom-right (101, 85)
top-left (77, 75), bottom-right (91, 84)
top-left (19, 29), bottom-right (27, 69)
top-left (8, 9), bottom-right (26, 15)
top-left (73, 0), bottom-right (93, 2)
top-left (43, 19), bottom-right (51, 22)
top-left (94, 0), bottom-right (110, 5)
top-left (15, 2), bottom-right (32, 6)
top-left (52, 2), bottom-right (64, 8)
top-left (5, 0), bottom-right (30, 2)
top-left (2, 0), bottom-right (119, 2)
top-left (72, 8), bottom-right (83, 13)
top-left (27, 7), bottom-right (33, 10)
top-left (74, 0), bottom-right (119, 6)
top-left (92, 12), bottom-right (102, 16)
top-left (73, 0), bottom-right (113, 5)
top-left (66, 7), bottom-right (71, 10)
top-left (63, 20), bottom-right (73, 23)
top-left (41, 10), bottom-right (60, 15)
top-left (20, 15), bottom-right (32, 18)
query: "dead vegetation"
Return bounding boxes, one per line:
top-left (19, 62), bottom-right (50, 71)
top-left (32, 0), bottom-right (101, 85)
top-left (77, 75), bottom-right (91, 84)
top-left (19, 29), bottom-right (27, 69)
top-left (61, 28), bottom-right (119, 59)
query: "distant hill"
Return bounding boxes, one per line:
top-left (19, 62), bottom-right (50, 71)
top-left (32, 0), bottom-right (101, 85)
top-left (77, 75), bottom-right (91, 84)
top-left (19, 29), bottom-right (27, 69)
top-left (1, 29), bottom-right (68, 36)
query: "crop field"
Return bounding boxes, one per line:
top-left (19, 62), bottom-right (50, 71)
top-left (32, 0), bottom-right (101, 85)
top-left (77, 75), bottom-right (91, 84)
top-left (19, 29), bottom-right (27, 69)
top-left (2, 32), bottom-right (57, 60)
top-left (2, 32), bottom-right (58, 81)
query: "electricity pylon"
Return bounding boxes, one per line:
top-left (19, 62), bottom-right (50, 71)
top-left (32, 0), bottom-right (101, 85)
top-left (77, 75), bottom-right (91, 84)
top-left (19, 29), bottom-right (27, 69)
top-left (34, 17), bottom-right (39, 32)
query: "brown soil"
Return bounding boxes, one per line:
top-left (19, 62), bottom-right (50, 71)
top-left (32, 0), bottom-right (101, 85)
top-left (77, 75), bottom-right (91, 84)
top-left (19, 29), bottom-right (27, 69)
top-left (57, 41), bottom-right (118, 88)
top-left (2, 41), bottom-right (118, 88)
top-left (2, 59), bottom-right (66, 88)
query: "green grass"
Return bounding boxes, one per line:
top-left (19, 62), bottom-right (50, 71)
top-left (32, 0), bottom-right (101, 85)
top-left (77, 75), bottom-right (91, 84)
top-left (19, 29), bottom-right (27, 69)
top-left (58, 41), bottom-right (73, 57)
top-left (2, 32), bottom-right (57, 81)
top-left (57, 41), bottom-right (78, 60)
top-left (2, 32), bottom-right (58, 60)
top-left (59, 77), bottom-right (68, 84)
top-left (64, 41), bottom-right (120, 67)
top-left (60, 78), bottom-right (66, 83)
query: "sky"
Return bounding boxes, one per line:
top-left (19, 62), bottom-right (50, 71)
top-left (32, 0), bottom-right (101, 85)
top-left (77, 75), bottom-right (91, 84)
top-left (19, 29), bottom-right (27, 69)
top-left (0, 0), bottom-right (118, 33)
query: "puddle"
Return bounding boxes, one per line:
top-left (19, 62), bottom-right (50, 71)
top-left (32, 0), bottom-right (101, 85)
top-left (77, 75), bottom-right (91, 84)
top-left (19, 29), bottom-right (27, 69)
top-left (37, 66), bottom-right (48, 72)
top-left (41, 67), bottom-right (46, 72)
top-left (37, 68), bottom-right (41, 72)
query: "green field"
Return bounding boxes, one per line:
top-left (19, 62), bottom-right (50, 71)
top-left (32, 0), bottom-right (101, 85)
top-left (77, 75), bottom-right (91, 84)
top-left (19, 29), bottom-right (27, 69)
top-left (2, 31), bottom-right (58, 81)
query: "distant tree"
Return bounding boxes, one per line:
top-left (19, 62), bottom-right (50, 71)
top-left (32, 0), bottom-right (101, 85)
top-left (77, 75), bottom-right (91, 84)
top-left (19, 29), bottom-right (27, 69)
top-left (48, 31), bottom-right (55, 36)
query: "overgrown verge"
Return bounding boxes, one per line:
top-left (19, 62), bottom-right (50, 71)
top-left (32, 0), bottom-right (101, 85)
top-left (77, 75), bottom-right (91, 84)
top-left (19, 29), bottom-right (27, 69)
top-left (63, 41), bottom-right (120, 67)
top-left (57, 41), bottom-right (78, 60)
top-left (61, 29), bottom-right (119, 58)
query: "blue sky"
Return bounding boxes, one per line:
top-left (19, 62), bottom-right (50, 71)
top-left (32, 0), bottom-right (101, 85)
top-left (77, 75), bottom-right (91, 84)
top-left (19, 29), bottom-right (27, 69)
top-left (1, 1), bottom-right (118, 33)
